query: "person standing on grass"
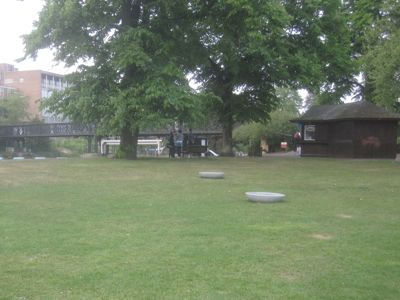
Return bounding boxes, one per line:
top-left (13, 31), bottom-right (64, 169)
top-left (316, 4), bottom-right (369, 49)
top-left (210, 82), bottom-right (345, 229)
top-left (168, 130), bottom-right (175, 158)
top-left (187, 128), bottom-right (195, 157)
top-left (293, 131), bottom-right (302, 154)
top-left (175, 129), bottom-right (183, 157)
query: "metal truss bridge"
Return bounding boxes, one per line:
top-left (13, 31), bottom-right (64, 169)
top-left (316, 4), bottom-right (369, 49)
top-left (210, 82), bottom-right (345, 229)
top-left (0, 123), bottom-right (96, 138)
top-left (0, 123), bottom-right (221, 138)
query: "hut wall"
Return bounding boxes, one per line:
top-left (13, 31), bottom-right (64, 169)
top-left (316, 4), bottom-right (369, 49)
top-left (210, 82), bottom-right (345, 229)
top-left (295, 102), bottom-right (400, 159)
top-left (329, 121), bottom-right (354, 157)
top-left (300, 123), bottom-right (329, 157)
top-left (300, 120), bottom-right (398, 158)
top-left (301, 142), bottom-right (329, 157)
top-left (314, 123), bottom-right (329, 142)
top-left (353, 121), bottom-right (398, 158)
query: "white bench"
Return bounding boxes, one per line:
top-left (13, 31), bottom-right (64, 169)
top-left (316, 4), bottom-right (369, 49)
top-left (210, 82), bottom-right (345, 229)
top-left (100, 139), bottom-right (164, 155)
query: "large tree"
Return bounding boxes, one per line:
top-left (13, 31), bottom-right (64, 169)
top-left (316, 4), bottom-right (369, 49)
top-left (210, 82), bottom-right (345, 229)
top-left (23, 0), bottom-right (198, 159)
top-left (343, 0), bottom-right (385, 101)
top-left (362, 0), bottom-right (400, 110)
top-left (189, 0), bottom-right (354, 155)
top-left (343, 0), bottom-right (400, 109)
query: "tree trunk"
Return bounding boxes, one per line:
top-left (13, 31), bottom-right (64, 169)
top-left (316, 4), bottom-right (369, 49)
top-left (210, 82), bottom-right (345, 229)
top-left (221, 121), bottom-right (234, 156)
top-left (220, 87), bottom-right (234, 156)
top-left (120, 125), bottom-right (139, 159)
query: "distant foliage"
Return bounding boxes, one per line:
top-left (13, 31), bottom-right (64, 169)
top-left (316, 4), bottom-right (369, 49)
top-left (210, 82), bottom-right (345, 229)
top-left (363, 0), bottom-right (400, 110)
top-left (192, 0), bottom-right (354, 154)
top-left (24, 0), bottom-right (354, 158)
top-left (0, 93), bottom-right (28, 124)
top-left (233, 122), bottom-right (265, 155)
top-left (23, 1), bottom-right (201, 159)
top-left (263, 110), bottom-right (299, 152)
top-left (344, 0), bottom-right (400, 109)
top-left (233, 88), bottom-right (300, 154)
top-left (51, 138), bottom-right (87, 156)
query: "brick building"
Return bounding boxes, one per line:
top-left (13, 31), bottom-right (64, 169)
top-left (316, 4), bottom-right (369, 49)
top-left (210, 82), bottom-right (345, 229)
top-left (0, 63), bottom-right (67, 122)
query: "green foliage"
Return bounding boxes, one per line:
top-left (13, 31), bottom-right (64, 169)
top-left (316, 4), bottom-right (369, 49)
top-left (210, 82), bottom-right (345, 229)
top-left (275, 88), bottom-right (304, 113)
top-left (232, 122), bottom-right (261, 156)
top-left (233, 88), bottom-right (300, 153)
top-left (343, 0), bottom-right (384, 56)
top-left (233, 122), bottom-right (265, 155)
top-left (0, 93), bottom-right (29, 124)
top-left (362, 0), bottom-right (400, 110)
top-left (233, 122), bottom-right (265, 144)
top-left (191, 0), bottom-right (354, 154)
top-left (24, 0), bottom-right (201, 159)
top-left (50, 137), bottom-right (88, 156)
top-left (24, 1), bottom-right (354, 157)
top-left (343, 0), bottom-right (400, 105)
top-left (264, 109), bottom-right (298, 151)
top-left (25, 137), bottom-right (51, 153)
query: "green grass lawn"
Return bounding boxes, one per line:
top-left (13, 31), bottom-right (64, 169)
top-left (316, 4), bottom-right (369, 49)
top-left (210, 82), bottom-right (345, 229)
top-left (1, 157), bottom-right (399, 299)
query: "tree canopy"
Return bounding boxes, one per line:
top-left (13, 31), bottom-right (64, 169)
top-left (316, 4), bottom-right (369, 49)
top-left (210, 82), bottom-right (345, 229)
top-left (23, 0), bottom-right (355, 157)
top-left (189, 0), bottom-right (354, 155)
top-left (343, 0), bottom-right (385, 101)
top-left (343, 0), bottom-right (400, 110)
top-left (362, 0), bottom-right (400, 110)
top-left (23, 0), bottom-right (199, 159)
top-left (0, 93), bottom-right (29, 125)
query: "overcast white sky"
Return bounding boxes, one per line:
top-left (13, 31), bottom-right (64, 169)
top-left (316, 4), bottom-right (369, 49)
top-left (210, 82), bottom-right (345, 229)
top-left (0, 0), bottom-right (71, 74)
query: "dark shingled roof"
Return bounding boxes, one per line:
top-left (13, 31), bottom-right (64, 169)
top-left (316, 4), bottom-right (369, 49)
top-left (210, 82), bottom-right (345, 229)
top-left (293, 101), bottom-right (400, 122)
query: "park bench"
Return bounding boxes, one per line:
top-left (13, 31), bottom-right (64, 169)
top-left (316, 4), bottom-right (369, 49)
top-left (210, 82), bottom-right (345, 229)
top-left (171, 137), bottom-right (208, 157)
top-left (181, 144), bottom-right (208, 157)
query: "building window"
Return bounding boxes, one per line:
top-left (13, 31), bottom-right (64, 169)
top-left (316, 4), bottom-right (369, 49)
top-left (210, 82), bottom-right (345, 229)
top-left (304, 125), bottom-right (316, 141)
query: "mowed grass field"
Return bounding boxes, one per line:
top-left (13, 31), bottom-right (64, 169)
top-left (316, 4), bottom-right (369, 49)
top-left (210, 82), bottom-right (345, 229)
top-left (1, 156), bottom-right (399, 299)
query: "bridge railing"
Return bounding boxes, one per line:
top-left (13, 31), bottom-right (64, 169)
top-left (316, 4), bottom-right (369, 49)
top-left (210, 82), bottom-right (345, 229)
top-left (0, 123), bottom-right (222, 138)
top-left (0, 123), bottom-right (96, 138)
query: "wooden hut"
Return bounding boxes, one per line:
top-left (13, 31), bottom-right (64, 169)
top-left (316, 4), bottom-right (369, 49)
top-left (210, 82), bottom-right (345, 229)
top-left (292, 101), bottom-right (400, 159)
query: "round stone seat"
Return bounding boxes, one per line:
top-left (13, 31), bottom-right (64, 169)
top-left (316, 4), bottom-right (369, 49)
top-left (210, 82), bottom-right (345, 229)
top-left (245, 192), bottom-right (285, 203)
top-left (198, 171), bottom-right (225, 179)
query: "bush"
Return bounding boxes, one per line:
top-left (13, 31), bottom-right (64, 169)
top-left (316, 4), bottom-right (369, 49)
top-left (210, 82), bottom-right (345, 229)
top-left (233, 123), bottom-right (265, 156)
top-left (264, 110), bottom-right (298, 151)
top-left (50, 137), bottom-right (88, 157)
